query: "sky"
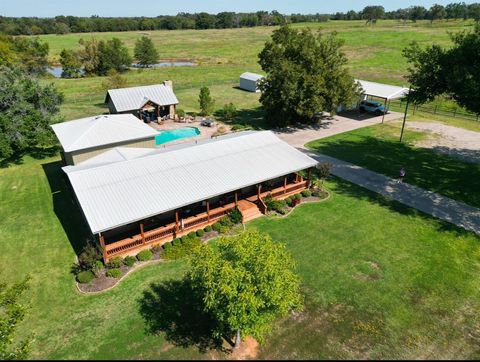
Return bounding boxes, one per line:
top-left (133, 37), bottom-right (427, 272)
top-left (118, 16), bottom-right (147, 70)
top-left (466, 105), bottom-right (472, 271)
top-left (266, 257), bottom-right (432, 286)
top-left (1, 0), bottom-right (477, 17)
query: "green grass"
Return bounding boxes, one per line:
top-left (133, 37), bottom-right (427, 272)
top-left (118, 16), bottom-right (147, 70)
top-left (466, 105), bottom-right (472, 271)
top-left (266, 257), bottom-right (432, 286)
top-left (1, 157), bottom-right (479, 359)
top-left (35, 19), bottom-right (477, 121)
top-left (306, 122), bottom-right (480, 208)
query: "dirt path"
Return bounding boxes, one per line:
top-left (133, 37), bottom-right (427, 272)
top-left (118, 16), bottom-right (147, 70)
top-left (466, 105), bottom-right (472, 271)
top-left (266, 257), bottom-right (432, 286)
top-left (407, 122), bottom-right (480, 164)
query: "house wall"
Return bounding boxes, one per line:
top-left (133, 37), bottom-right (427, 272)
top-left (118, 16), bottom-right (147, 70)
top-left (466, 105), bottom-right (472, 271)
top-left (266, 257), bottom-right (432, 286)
top-left (107, 97), bottom-right (117, 114)
top-left (239, 78), bottom-right (260, 93)
top-left (65, 137), bottom-right (156, 165)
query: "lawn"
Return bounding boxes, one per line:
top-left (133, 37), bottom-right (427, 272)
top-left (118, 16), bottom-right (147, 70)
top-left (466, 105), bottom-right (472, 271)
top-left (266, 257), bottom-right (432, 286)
top-left (36, 19), bottom-right (476, 121)
top-left (306, 122), bottom-right (480, 208)
top-left (1, 157), bottom-right (479, 359)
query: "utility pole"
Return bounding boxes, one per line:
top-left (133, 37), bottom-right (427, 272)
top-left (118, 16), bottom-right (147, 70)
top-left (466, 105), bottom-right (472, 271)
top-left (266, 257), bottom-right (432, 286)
top-left (399, 86), bottom-right (412, 143)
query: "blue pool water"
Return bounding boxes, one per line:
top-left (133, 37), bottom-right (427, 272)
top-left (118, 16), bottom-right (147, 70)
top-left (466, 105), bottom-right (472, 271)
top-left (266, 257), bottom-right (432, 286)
top-left (155, 127), bottom-right (200, 145)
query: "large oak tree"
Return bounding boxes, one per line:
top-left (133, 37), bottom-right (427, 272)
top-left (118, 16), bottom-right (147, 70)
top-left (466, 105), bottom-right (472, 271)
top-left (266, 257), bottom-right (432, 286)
top-left (258, 26), bottom-right (359, 127)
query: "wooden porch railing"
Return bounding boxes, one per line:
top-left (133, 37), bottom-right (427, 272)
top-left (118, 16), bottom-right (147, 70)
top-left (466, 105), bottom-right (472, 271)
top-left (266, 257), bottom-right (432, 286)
top-left (103, 181), bottom-right (308, 260)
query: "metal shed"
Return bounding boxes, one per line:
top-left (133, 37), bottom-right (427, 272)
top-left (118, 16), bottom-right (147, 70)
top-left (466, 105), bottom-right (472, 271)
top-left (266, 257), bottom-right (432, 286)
top-left (239, 72), bottom-right (265, 93)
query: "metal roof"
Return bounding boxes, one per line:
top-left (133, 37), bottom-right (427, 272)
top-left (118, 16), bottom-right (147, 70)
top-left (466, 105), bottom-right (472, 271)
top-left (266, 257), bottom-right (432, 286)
top-left (51, 114), bottom-right (158, 152)
top-left (106, 84), bottom-right (179, 112)
top-left (63, 131), bottom-right (318, 234)
top-left (240, 72), bottom-right (265, 82)
top-left (356, 79), bottom-right (409, 100)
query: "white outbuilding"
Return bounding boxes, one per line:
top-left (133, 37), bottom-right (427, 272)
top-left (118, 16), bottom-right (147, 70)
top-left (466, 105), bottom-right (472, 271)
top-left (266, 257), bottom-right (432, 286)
top-left (239, 72), bottom-right (265, 93)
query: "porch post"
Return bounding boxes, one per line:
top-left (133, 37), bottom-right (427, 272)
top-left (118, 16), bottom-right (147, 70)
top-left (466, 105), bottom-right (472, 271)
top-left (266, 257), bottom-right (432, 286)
top-left (382, 98), bottom-right (388, 124)
top-left (99, 233), bottom-right (107, 262)
top-left (140, 222), bottom-right (145, 244)
top-left (284, 176), bottom-right (287, 194)
top-left (175, 211), bottom-right (179, 232)
top-left (307, 168), bottom-right (313, 188)
top-left (257, 184), bottom-right (262, 201)
top-left (206, 200), bottom-right (210, 222)
top-left (235, 192), bottom-right (238, 206)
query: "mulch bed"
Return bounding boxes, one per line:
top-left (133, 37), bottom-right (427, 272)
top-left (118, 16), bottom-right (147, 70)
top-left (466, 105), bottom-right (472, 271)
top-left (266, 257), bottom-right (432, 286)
top-left (267, 191), bottom-right (330, 218)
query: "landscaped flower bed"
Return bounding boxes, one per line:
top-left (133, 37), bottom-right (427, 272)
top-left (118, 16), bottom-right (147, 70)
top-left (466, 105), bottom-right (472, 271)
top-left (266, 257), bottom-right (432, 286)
top-left (75, 208), bottom-right (244, 293)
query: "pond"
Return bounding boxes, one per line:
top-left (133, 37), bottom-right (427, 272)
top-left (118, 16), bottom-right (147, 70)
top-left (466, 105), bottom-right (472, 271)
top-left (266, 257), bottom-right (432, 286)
top-left (131, 61), bottom-right (196, 68)
top-left (47, 61), bottom-right (196, 78)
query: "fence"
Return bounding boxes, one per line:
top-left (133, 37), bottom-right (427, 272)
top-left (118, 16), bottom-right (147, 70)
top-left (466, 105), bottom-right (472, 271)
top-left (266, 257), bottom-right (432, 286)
top-left (388, 99), bottom-right (480, 122)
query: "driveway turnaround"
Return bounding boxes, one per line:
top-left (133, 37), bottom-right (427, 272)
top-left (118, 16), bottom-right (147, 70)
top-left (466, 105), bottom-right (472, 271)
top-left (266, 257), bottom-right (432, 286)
top-left (305, 152), bottom-right (480, 236)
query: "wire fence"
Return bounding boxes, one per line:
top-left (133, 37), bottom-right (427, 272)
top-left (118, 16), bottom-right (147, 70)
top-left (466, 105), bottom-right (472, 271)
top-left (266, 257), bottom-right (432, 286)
top-left (389, 99), bottom-right (480, 122)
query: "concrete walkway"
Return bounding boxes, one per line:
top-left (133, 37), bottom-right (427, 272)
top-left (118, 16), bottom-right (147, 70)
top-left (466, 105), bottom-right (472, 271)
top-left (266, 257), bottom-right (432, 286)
top-left (304, 152), bottom-right (480, 236)
top-left (275, 111), bottom-right (402, 147)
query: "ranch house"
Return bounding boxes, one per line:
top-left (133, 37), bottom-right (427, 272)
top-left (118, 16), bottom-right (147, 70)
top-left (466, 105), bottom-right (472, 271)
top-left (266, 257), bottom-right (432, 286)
top-left (63, 131), bottom-right (318, 261)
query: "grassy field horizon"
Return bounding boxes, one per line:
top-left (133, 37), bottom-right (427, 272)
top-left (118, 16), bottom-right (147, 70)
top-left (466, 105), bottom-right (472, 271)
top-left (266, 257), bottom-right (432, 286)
top-left (33, 19), bottom-right (477, 121)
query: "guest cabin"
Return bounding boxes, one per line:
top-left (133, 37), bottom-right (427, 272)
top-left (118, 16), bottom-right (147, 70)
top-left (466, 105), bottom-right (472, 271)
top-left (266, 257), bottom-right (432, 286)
top-left (63, 131), bottom-right (318, 262)
top-left (105, 81), bottom-right (179, 122)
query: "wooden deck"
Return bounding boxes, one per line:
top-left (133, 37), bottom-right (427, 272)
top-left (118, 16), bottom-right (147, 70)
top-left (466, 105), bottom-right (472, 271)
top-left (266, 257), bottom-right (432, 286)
top-left (102, 180), bottom-right (308, 261)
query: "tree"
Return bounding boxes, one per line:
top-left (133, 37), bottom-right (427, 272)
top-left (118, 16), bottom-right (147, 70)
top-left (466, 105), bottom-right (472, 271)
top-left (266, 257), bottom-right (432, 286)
top-left (362, 5), bottom-right (385, 24)
top-left (198, 86), bottom-right (215, 116)
top-left (409, 6), bottom-right (427, 22)
top-left (258, 26), bottom-right (359, 127)
top-left (78, 37), bottom-right (100, 75)
top-left (468, 3), bottom-right (480, 22)
top-left (101, 69), bottom-right (128, 91)
top-left (195, 13), bottom-right (216, 29)
top-left (403, 24), bottom-right (480, 114)
top-left (221, 103), bottom-right (237, 122)
top-left (0, 276), bottom-right (31, 360)
top-left (10, 37), bottom-right (49, 76)
top-left (187, 230), bottom-right (303, 347)
top-left (0, 66), bottom-right (64, 160)
top-left (134, 36), bottom-right (159, 67)
top-left (97, 38), bottom-right (132, 75)
top-left (428, 4), bottom-right (447, 22)
top-left (445, 2), bottom-right (468, 20)
top-left (59, 48), bottom-right (82, 78)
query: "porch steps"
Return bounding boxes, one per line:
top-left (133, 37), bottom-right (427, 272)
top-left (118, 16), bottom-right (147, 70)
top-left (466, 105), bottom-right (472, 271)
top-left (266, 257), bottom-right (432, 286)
top-left (237, 200), bottom-right (263, 223)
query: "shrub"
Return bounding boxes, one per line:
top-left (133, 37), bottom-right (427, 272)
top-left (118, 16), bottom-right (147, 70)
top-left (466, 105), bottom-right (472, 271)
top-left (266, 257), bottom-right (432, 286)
top-left (164, 236), bottom-right (202, 261)
top-left (106, 268), bottom-right (122, 278)
top-left (181, 236), bottom-right (191, 244)
top-left (151, 244), bottom-right (163, 254)
top-left (301, 189), bottom-right (312, 198)
top-left (172, 238), bottom-right (181, 246)
top-left (107, 256), bottom-right (123, 269)
top-left (196, 229), bottom-right (205, 237)
top-left (76, 270), bottom-right (94, 284)
top-left (212, 221), bottom-right (229, 234)
top-left (316, 162), bottom-right (332, 180)
top-left (136, 249), bottom-right (153, 262)
top-left (293, 193), bottom-right (302, 200)
top-left (124, 256), bottom-right (136, 267)
top-left (78, 242), bottom-right (103, 270)
top-left (92, 260), bottom-right (104, 277)
top-left (188, 231), bottom-right (197, 239)
top-left (285, 196), bottom-right (294, 207)
top-left (292, 198), bottom-right (301, 207)
top-left (177, 108), bottom-right (186, 118)
top-left (204, 225), bottom-right (212, 232)
top-left (264, 194), bottom-right (287, 214)
top-left (228, 207), bottom-right (243, 224)
top-left (164, 242), bottom-right (172, 251)
top-left (218, 216), bottom-right (234, 227)
top-left (222, 102), bottom-right (237, 122)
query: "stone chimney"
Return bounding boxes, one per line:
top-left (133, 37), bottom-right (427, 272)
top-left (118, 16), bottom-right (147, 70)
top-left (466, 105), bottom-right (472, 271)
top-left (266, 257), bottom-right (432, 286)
top-left (163, 80), bottom-right (173, 90)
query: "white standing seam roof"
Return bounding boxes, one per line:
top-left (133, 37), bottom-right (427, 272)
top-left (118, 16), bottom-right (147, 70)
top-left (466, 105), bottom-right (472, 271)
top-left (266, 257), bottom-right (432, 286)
top-left (106, 84), bottom-right (179, 112)
top-left (63, 131), bottom-right (318, 234)
top-left (240, 72), bottom-right (265, 82)
top-left (51, 114), bottom-right (158, 152)
top-left (356, 79), bottom-right (410, 100)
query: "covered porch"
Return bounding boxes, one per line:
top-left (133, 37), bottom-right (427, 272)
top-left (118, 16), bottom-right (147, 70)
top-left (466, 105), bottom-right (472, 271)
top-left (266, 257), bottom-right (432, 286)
top-left (100, 171), bottom-right (311, 261)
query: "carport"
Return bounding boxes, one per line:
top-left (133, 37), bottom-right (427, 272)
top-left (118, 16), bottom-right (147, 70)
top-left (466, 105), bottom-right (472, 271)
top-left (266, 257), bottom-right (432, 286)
top-left (356, 79), bottom-right (410, 123)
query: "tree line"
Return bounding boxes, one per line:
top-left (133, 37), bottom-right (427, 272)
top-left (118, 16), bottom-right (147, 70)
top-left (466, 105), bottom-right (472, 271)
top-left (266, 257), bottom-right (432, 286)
top-left (1, 3), bottom-right (480, 36)
top-left (333, 3), bottom-right (480, 23)
top-left (0, 11), bottom-right (327, 35)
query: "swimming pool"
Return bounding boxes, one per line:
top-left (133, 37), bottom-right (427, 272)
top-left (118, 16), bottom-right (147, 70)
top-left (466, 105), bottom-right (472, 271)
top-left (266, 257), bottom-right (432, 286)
top-left (155, 127), bottom-right (201, 145)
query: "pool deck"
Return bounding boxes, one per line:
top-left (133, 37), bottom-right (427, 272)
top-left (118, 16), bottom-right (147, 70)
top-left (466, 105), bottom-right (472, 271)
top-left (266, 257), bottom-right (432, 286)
top-left (147, 118), bottom-right (231, 147)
